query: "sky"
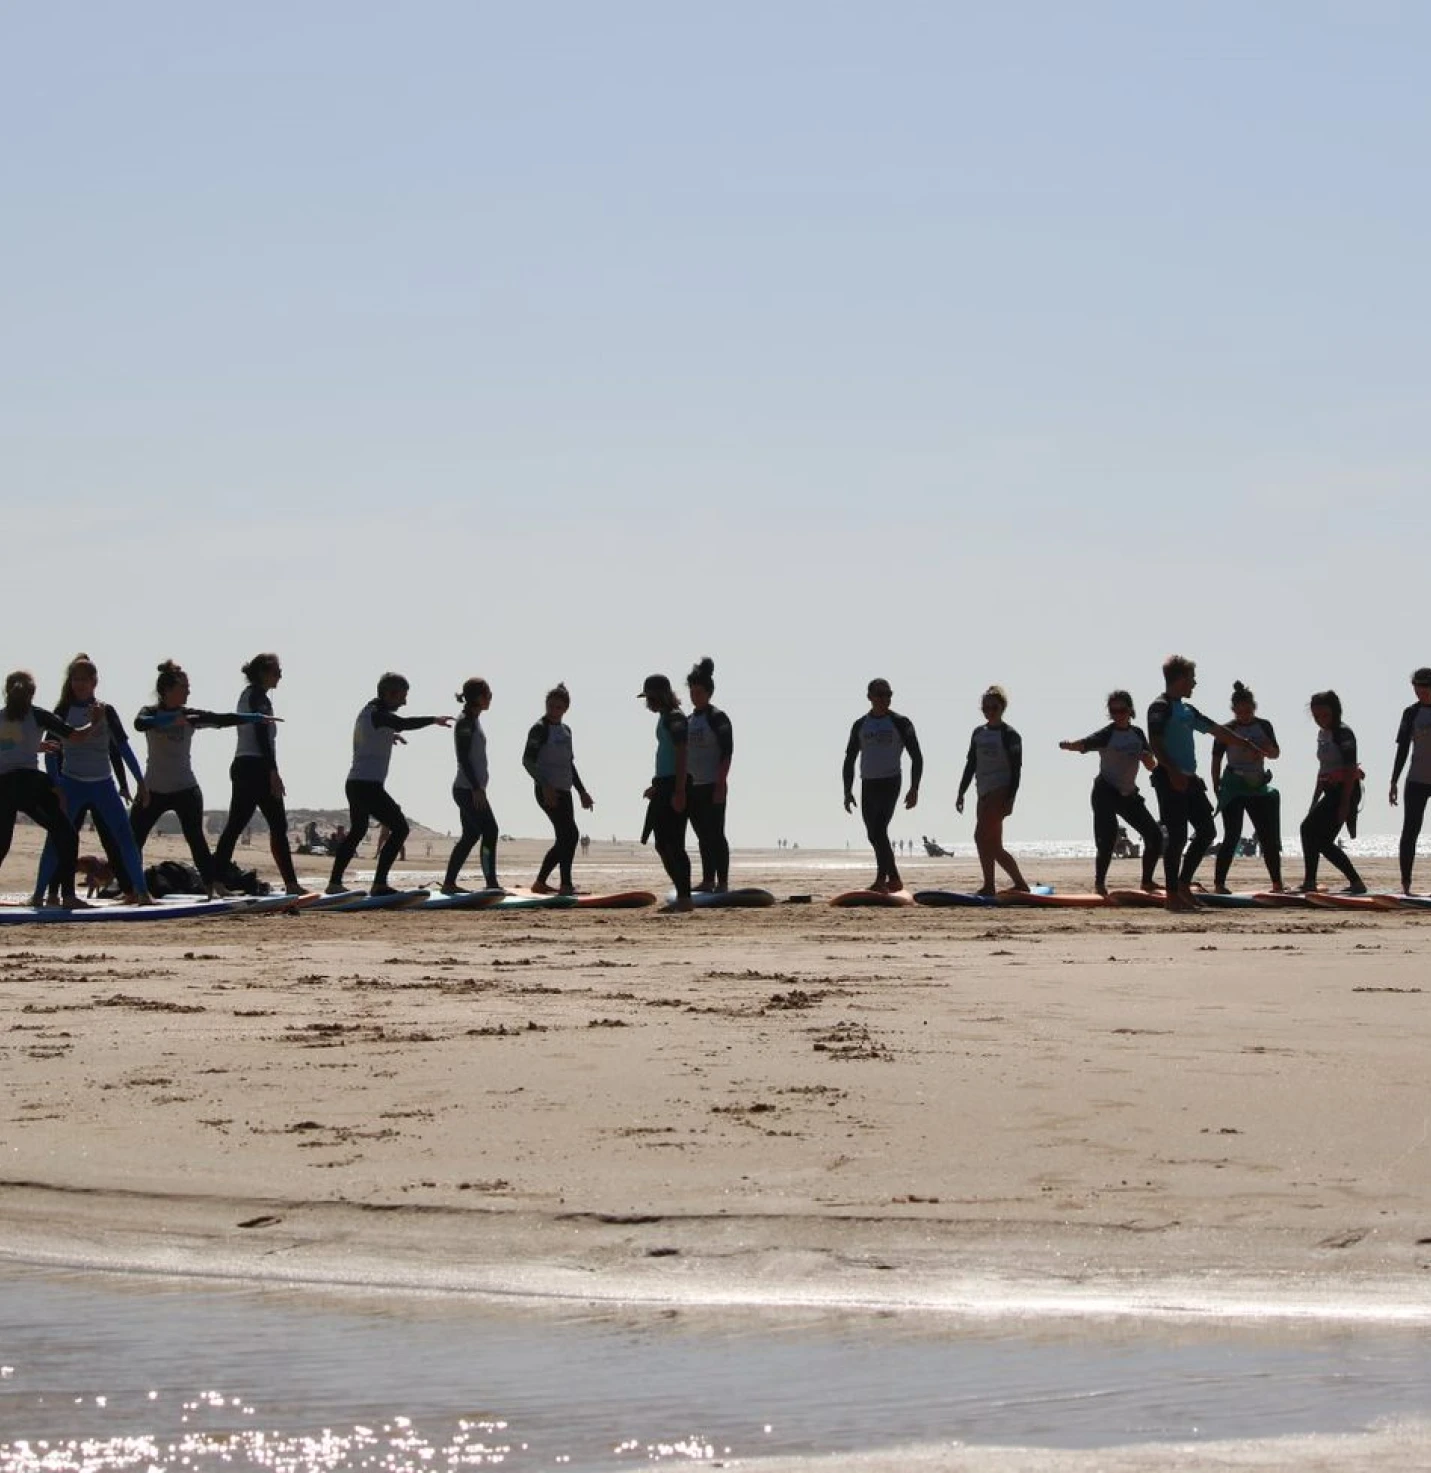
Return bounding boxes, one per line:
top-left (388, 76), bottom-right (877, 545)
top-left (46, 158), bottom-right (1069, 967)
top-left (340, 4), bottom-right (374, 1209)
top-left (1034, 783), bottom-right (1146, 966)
top-left (4, 2), bottom-right (1428, 851)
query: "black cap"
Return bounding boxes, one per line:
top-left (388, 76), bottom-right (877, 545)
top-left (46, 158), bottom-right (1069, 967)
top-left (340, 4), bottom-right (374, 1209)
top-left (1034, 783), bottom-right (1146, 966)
top-left (638, 673), bottom-right (673, 700)
top-left (867, 677), bottom-right (892, 698)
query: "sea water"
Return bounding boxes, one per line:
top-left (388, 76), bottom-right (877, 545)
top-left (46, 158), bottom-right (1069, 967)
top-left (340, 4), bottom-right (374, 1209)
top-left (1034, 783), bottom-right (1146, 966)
top-left (3, 1265), bottom-right (1431, 1469)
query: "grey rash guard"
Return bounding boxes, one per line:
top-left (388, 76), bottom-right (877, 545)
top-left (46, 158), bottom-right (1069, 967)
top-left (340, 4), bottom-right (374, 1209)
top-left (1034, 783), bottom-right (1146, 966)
top-left (1394, 704), bottom-right (1431, 786)
top-left (843, 712), bottom-right (923, 789)
top-left (686, 707), bottom-right (733, 787)
top-left (0, 707), bottom-right (75, 776)
top-left (135, 706), bottom-right (252, 792)
top-left (523, 720), bottom-right (583, 793)
top-left (1080, 723), bottom-right (1150, 797)
top-left (234, 685), bottom-right (278, 767)
top-left (347, 700), bottom-right (438, 784)
top-left (959, 724), bottom-right (1022, 802)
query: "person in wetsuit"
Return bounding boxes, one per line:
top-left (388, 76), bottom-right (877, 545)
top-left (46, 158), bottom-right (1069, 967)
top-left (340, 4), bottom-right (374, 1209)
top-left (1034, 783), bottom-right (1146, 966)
top-left (640, 673), bottom-right (693, 910)
top-left (0, 669), bottom-right (96, 908)
top-left (210, 653), bottom-right (304, 896)
top-left (1146, 655), bottom-right (1268, 911)
top-left (132, 660), bottom-right (275, 898)
top-left (32, 653), bottom-right (153, 906)
top-left (685, 657), bottom-right (733, 893)
top-left (1059, 688), bottom-right (1162, 896)
top-left (1211, 680), bottom-right (1284, 893)
top-left (956, 685), bottom-right (1030, 897)
top-left (842, 678), bottom-right (921, 894)
top-left (1293, 690), bottom-right (1367, 895)
top-left (443, 677), bottom-right (500, 893)
top-left (325, 672), bottom-right (452, 896)
top-left (523, 683), bottom-right (593, 895)
top-left (1389, 667), bottom-right (1431, 895)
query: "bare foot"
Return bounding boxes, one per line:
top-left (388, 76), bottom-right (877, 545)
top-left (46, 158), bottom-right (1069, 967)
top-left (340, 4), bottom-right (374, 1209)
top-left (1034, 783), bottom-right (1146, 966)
top-left (530, 880), bottom-right (556, 895)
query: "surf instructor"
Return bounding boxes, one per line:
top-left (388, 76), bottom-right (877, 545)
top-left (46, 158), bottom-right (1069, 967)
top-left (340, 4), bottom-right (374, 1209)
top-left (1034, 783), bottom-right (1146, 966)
top-left (842, 678), bottom-right (921, 894)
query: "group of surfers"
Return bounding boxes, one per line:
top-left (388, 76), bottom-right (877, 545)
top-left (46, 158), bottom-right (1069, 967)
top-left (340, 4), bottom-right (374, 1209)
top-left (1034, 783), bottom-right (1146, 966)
top-left (2, 652), bottom-right (1429, 914)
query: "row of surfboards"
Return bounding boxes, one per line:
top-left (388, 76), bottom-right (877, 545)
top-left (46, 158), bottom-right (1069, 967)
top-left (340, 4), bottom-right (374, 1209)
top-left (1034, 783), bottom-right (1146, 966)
top-left (0, 886), bottom-right (781, 924)
top-left (829, 885), bottom-right (1431, 912)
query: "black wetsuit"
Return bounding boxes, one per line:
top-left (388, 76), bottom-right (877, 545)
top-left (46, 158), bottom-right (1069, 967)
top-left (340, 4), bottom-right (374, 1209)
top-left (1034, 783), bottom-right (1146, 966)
top-left (1212, 718), bottom-right (1282, 889)
top-left (645, 708), bottom-right (692, 899)
top-left (1076, 723), bottom-right (1162, 889)
top-left (0, 705), bottom-right (82, 896)
top-left (132, 705), bottom-right (256, 886)
top-left (524, 718), bottom-right (586, 889)
top-left (1301, 724), bottom-right (1364, 890)
top-left (445, 710), bottom-right (499, 890)
top-left (686, 704), bottom-right (733, 889)
top-left (842, 711), bottom-right (923, 888)
top-left (1391, 702), bottom-right (1431, 892)
top-left (211, 685), bottom-right (301, 893)
top-left (328, 701), bottom-right (439, 890)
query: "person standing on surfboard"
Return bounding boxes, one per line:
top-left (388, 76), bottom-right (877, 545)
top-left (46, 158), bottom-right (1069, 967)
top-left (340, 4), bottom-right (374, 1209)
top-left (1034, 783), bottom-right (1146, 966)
top-left (1147, 655), bottom-right (1269, 911)
top-left (31, 653), bottom-right (154, 907)
top-left (210, 652), bottom-right (305, 897)
top-left (640, 673), bottom-right (694, 911)
top-left (685, 657), bottom-right (733, 894)
top-left (523, 682), bottom-right (593, 895)
top-left (325, 672), bottom-right (452, 897)
top-left (132, 660), bottom-right (278, 899)
top-left (0, 669), bottom-right (96, 909)
top-left (956, 685), bottom-right (1030, 898)
top-left (443, 677), bottom-right (500, 893)
top-left (1388, 667), bottom-right (1431, 894)
top-left (1210, 680), bottom-right (1284, 894)
top-left (842, 678), bottom-right (921, 893)
top-left (1292, 690), bottom-right (1367, 895)
top-left (1058, 688), bottom-right (1162, 896)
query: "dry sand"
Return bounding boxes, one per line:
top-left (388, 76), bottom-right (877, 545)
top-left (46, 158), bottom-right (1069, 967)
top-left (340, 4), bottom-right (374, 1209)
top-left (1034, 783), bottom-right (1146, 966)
top-left (3, 830), bottom-right (1431, 1465)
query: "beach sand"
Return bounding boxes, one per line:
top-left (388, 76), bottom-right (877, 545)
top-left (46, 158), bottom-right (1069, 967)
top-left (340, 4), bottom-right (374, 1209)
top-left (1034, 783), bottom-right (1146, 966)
top-left (3, 829), bottom-right (1430, 1465)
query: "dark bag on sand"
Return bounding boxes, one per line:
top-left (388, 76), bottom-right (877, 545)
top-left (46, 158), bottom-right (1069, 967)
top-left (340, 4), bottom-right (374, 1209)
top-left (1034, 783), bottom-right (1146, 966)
top-left (146, 860), bottom-right (205, 898)
top-left (216, 859), bottom-right (269, 896)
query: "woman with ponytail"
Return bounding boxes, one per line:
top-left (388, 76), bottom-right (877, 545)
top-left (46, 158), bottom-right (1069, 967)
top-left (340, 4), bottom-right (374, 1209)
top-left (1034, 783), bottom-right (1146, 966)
top-left (685, 657), bottom-right (733, 893)
top-left (209, 653), bottom-right (304, 895)
top-left (1210, 680), bottom-right (1284, 892)
top-left (522, 683), bottom-right (593, 895)
top-left (0, 669), bottom-right (94, 908)
top-left (443, 677), bottom-right (500, 893)
top-left (33, 654), bottom-right (153, 905)
top-left (132, 660), bottom-right (276, 897)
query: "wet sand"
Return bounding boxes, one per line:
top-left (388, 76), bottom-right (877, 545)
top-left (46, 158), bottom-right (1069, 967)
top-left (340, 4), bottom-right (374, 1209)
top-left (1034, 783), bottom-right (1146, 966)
top-left (3, 833), bottom-right (1431, 1465)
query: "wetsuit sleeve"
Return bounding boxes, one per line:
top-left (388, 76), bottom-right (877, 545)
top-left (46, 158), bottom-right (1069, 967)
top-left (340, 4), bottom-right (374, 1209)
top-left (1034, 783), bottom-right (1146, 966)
top-left (893, 714), bottom-right (923, 789)
top-left (711, 710), bottom-right (734, 760)
top-left (33, 706), bottom-right (78, 740)
top-left (1187, 703), bottom-right (1213, 735)
top-left (134, 704), bottom-right (163, 731)
top-left (1081, 724), bottom-right (1115, 751)
top-left (1259, 720), bottom-right (1277, 750)
top-left (1002, 724), bottom-right (1023, 803)
top-left (957, 733), bottom-right (977, 798)
top-left (107, 705), bottom-right (144, 788)
top-left (842, 719), bottom-right (862, 794)
top-left (371, 710), bottom-right (437, 733)
top-left (185, 708), bottom-right (254, 729)
top-left (522, 721), bottom-right (546, 780)
top-left (1134, 725), bottom-right (1151, 755)
top-left (1334, 726), bottom-right (1359, 767)
top-left (1393, 706), bottom-right (1415, 782)
top-left (1146, 698), bottom-right (1170, 741)
top-left (572, 762), bottom-right (588, 797)
top-left (454, 715), bottom-right (479, 789)
top-left (663, 709), bottom-right (689, 747)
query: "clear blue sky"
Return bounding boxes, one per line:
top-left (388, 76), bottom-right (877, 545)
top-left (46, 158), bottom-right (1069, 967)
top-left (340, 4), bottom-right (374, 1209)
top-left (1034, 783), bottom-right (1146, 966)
top-left (5, 2), bottom-right (1426, 849)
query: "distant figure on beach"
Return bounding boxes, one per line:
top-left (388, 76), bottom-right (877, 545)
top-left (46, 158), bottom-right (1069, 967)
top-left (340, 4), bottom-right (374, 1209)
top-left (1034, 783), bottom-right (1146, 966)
top-left (0, 668), bottom-right (95, 910)
top-left (211, 652), bottom-right (305, 896)
top-left (1112, 826), bottom-right (1137, 860)
top-left (842, 677), bottom-right (921, 894)
top-left (133, 660), bottom-right (275, 900)
top-left (640, 673), bottom-right (693, 910)
top-left (1146, 655), bottom-right (1267, 912)
top-left (1389, 667), bottom-right (1431, 894)
top-left (326, 673), bottom-right (451, 896)
top-left (443, 677), bottom-right (499, 893)
top-left (1059, 689), bottom-right (1161, 897)
top-left (1211, 680), bottom-right (1283, 894)
top-left (957, 685), bottom-right (1029, 898)
top-left (580, 833), bottom-right (590, 857)
top-left (1291, 690), bottom-right (1366, 895)
top-left (33, 653), bottom-right (152, 907)
top-left (685, 656), bottom-right (733, 894)
top-left (523, 682), bottom-right (593, 896)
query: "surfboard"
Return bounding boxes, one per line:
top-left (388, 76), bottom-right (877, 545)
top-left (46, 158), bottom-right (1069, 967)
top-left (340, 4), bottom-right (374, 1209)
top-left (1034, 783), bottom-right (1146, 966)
top-left (1105, 889), bottom-right (1165, 908)
top-left (236, 891), bottom-right (325, 913)
top-left (1389, 893), bottom-right (1431, 910)
top-left (667, 888), bottom-right (775, 909)
top-left (912, 890), bottom-right (996, 907)
top-left (0, 897), bottom-right (241, 925)
top-left (829, 889), bottom-right (914, 907)
top-left (325, 889), bottom-right (433, 913)
top-left (1250, 891), bottom-right (1310, 907)
top-left (487, 892), bottom-right (581, 910)
top-left (997, 890), bottom-right (1107, 907)
top-left (419, 888), bottom-right (510, 911)
top-left (1193, 892), bottom-right (1265, 909)
top-left (1303, 891), bottom-right (1398, 912)
top-left (575, 891), bottom-right (659, 909)
top-left (303, 890), bottom-right (370, 911)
